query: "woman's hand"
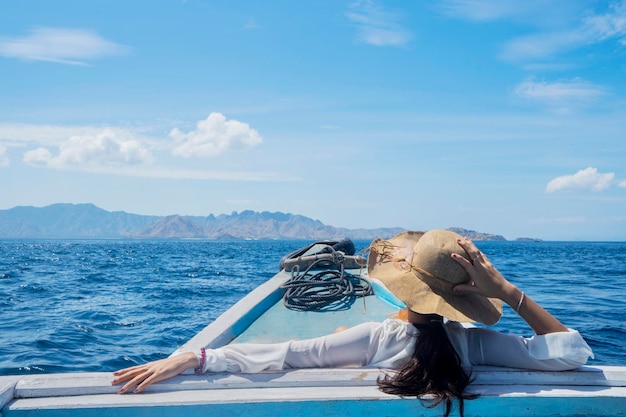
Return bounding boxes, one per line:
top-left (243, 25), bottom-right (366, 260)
top-left (450, 236), bottom-right (516, 301)
top-left (451, 236), bottom-right (567, 335)
top-left (111, 351), bottom-right (198, 394)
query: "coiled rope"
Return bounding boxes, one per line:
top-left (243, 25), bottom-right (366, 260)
top-left (281, 250), bottom-right (374, 312)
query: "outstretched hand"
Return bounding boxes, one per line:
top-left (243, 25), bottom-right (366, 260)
top-left (451, 236), bottom-right (516, 301)
top-left (111, 352), bottom-right (198, 394)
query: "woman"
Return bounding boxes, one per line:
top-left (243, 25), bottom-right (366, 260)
top-left (112, 230), bottom-right (593, 416)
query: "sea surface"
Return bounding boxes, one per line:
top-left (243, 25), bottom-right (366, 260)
top-left (0, 239), bottom-right (624, 376)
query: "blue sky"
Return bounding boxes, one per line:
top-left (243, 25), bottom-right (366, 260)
top-left (1, 0), bottom-right (625, 241)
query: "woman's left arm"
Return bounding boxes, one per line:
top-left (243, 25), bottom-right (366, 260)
top-left (112, 321), bottom-right (385, 393)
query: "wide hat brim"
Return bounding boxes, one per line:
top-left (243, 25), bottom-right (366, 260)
top-left (368, 230), bottom-right (502, 325)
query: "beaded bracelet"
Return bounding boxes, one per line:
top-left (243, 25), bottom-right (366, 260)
top-left (516, 291), bottom-right (525, 314)
top-left (195, 347), bottom-right (206, 375)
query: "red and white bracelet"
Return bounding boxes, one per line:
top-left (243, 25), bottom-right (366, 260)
top-left (195, 347), bottom-right (206, 375)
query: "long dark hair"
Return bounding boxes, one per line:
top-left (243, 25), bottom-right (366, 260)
top-left (377, 320), bottom-right (478, 417)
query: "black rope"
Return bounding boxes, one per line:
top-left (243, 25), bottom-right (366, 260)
top-left (281, 251), bottom-right (374, 312)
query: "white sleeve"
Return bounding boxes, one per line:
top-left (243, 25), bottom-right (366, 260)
top-left (462, 327), bottom-right (594, 371)
top-left (197, 319), bottom-right (416, 373)
top-left (199, 321), bottom-right (381, 373)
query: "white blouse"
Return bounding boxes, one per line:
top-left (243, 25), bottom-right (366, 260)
top-left (195, 318), bottom-right (594, 374)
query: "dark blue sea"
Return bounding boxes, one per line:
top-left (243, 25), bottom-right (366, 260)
top-left (1, 239), bottom-right (624, 376)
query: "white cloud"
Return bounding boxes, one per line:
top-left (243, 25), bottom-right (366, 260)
top-left (619, 180), bottom-right (626, 188)
top-left (500, 1), bottom-right (626, 61)
top-left (0, 27), bottom-right (129, 65)
top-left (22, 147), bottom-right (54, 166)
top-left (0, 145), bottom-right (9, 167)
top-left (513, 79), bottom-right (606, 111)
top-left (0, 120), bottom-right (288, 181)
top-left (546, 167), bottom-right (615, 193)
top-left (345, 0), bottom-right (412, 46)
top-left (170, 113), bottom-right (263, 158)
top-left (23, 129), bottom-right (153, 169)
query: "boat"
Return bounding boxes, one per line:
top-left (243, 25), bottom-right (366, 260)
top-left (1, 239), bottom-right (625, 416)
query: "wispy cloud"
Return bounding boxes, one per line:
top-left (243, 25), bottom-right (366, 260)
top-left (546, 167), bottom-right (615, 193)
top-left (0, 123), bottom-right (150, 147)
top-left (439, 0), bottom-right (538, 21)
top-left (170, 113), bottom-right (263, 158)
top-left (531, 215), bottom-right (625, 225)
top-left (440, 1), bottom-right (626, 61)
top-left (501, 32), bottom-right (586, 62)
top-left (531, 216), bottom-right (588, 225)
top-left (513, 79), bottom-right (607, 111)
top-left (0, 145), bottom-right (9, 167)
top-left (584, 1), bottom-right (626, 41)
top-left (501, 1), bottom-right (626, 61)
top-left (0, 27), bottom-right (129, 65)
top-left (20, 149), bottom-right (285, 182)
top-left (345, 0), bottom-right (412, 47)
top-left (244, 18), bottom-right (260, 30)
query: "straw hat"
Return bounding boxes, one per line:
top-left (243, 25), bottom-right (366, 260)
top-left (368, 229), bottom-right (502, 325)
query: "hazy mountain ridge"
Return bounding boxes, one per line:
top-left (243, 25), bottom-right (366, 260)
top-left (447, 227), bottom-right (507, 241)
top-left (0, 203), bottom-right (160, 238)
top-left (0, 204), bottom-right (508, 241)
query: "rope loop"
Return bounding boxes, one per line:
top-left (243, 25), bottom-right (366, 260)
top-left (281, 247), bottom-right (373, 312)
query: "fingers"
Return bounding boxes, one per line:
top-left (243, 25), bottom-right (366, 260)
top-left (116, 365), bottom-right (165, 394)
top-left (112, 363), bottom-right (154, 393)
top-left (134, 373), bottom-right (158, 393)
top-left (452, 237), bottom-right (488, 296)
top-left (113, 365), bottom-right (145, 377)
top-left (452, 283), bottom-right (481, 295)
top-left (113, 354), bottom-right (197, 394)
top-left (118, 371), bottom-right (152, 394)
top-left (456, 236), bottom-right (475, 251)
top-left (456, 237), bottom-right (483, 262)
top-left (451, 251), bottom-right (471, 270)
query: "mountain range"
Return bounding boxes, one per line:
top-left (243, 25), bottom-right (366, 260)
top-left (0, 203), bottom-right (508, 241)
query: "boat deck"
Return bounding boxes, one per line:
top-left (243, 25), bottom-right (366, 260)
top-left (234, 281), bottom-right (398, 343)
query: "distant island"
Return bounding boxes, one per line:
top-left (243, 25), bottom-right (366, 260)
top-left (0, 203), bottom-right (513, 241)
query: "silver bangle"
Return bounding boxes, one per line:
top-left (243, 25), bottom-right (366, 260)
top-left (516, 291), bottom-right (525, 314)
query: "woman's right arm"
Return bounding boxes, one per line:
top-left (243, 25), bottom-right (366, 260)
top-left (493, 285), bottom-right (567, 336)
top-left (450, 237), bottom-right (593, 370)
top-left (452, 236), bottom-right (567, 335)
